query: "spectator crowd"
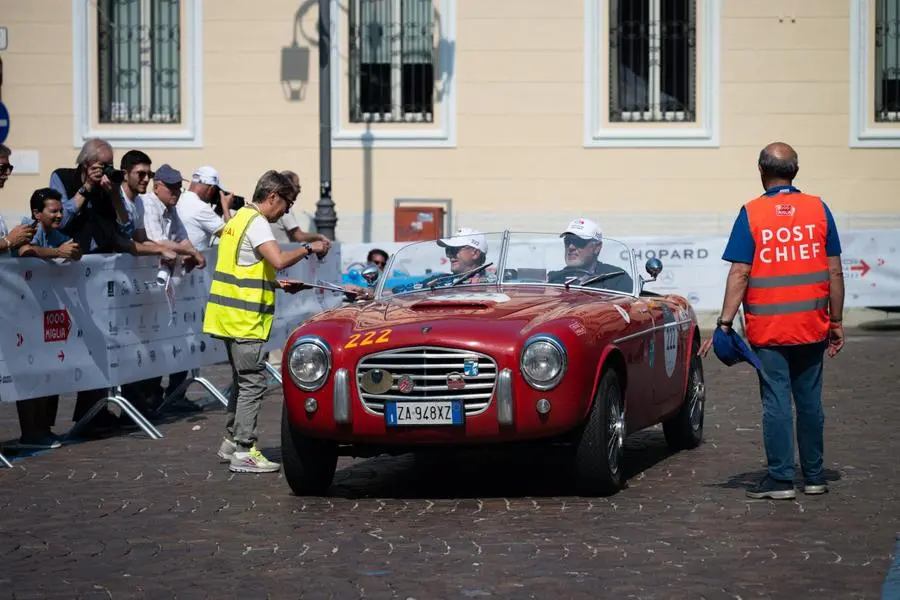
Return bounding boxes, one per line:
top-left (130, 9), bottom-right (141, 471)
top-left (0, 139), bottom-right (330, 450)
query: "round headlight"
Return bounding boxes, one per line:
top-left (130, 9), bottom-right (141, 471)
top-left (288, 338), bottom-right (331, 391)
top-left (521, 336), bottom-right (566, 390)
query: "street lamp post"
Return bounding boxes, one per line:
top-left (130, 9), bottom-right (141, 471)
top-left (314, 0), bottom-right (337, 240)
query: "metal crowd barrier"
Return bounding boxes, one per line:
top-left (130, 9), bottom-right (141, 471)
top-left (1, 361), bottom-right (282, 467)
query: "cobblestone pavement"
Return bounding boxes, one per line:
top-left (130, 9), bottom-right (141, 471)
top-left (1, 332), bottom-right (897, 599)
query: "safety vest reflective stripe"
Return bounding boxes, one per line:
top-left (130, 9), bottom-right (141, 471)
top-left (748, 270), bottom-right (829, 289)
top-left (207, 293), bottom-right (277, 315)
top-left (212, 271), bottom-right (278, 292)
top-left (745, 296), bottom-right (829, 316)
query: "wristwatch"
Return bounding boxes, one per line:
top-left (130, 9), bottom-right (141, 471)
top-left (77, 185), bottom-right (89, 196)
top-left (301, 242), bottom-right (313, 258)
top-left (716, 316), bottom-right (733, 329)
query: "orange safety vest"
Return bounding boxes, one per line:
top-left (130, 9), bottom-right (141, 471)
top-left (743, 190), bottom-right (831, 346)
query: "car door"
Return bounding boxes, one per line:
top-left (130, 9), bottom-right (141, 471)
top-left (620, 298), bottom-right (658, 432)
top-left (651, 300), bottom-right (687, 417)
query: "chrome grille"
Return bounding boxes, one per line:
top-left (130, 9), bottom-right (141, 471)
top-left (356, 346), bottom-right (497, 416)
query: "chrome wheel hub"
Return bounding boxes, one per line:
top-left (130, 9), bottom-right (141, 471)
top-left (607, 401), bottom-right (625, 474)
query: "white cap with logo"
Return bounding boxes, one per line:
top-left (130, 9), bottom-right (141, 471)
top-left (560, 218), bottom-right (603, 242)
top-left (191, 165), bottom-right (227, 192)
top-left (437, 227), bottom-right (489, 254)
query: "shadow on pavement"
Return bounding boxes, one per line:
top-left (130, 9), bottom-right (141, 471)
top-left (267, 429), bottom-right (679, 499)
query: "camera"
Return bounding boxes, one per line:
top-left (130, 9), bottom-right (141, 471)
top-left (211, 188), bottom-right (245, 216)
top-left (102, 164), bottom-right (125, 185)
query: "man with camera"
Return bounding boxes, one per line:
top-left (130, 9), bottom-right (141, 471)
top-left (177, 166), bottom-right (239, 252)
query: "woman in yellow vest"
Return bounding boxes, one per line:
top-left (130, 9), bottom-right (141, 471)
top-left (203, 170), bottom-right (329, 473)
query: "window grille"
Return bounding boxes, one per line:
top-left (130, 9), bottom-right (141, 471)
top-left (349, 0), bottom-right (435, 123)
top-left (97, 0), bottom-right (181, 124)
top-left (608, 0), bottom-right (696, 122)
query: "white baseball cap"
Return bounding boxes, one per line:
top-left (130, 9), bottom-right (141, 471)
top-left (560, 217), bottom-right (603, 242)
top-left (191, 165), bottom-right (227, 192)
top-left (437, 227), bottom-right (489, 254)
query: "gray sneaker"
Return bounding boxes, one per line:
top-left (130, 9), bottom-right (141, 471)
top-left (803, 480), bottom-right (828, 495)
top-left (229, 447), bottom-right (281, 473)
top-left (217, 437), bottom-right (237, 463)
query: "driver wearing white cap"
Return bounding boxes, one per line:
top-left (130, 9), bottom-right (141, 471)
top-left (548, 218), bottom-right (634, 293)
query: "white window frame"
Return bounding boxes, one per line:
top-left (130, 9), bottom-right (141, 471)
top-left (583, 0), bottom-right (720, 148)
top-left (72, 0), bottom-right (204, 149)
top-left (331, 0), bottom-right (457, 148)
top-left (850, 0), bottom-right (900, 147)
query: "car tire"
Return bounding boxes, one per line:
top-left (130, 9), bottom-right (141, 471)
top-left (573, 368), bottom-right (625, 496)
top-left (662, 337), bottom-right (705, 451)
top-left (281, 404), bottom-right (338, 496)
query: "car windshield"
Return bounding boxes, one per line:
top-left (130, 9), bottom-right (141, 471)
top-left (502, 232), bottom-right (636, 295)
top-left (375, 231), bottom-right (637, 299)
top-left (378, 232), bottom-right (506, 299)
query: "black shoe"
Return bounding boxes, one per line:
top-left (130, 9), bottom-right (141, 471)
top-left (803, 479), bottom-right (828, 495)
top-left (746, 474), bottom-right (796, 500)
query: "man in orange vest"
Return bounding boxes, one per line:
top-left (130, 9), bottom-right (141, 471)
top-left (700, 142), bottom-right (845, 500)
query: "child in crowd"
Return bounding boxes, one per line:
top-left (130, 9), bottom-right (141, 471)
top-left (12, 188), bottom-right (82, 449)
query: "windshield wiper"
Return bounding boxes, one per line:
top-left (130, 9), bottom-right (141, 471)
top-left (428, 262), bottom-right (494, 290)
top-left (565, 270), bottom-right (627, 290)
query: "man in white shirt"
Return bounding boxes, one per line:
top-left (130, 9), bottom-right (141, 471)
top-left (177, 165), bottom-right (233, 251)
top-left (135, 164), bottom-right (208, 412)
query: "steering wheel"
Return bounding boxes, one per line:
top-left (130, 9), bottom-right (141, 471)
top-left (548, 268), bottom-right (593, 284)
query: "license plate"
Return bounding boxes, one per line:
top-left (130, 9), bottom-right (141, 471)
top-left (385, 400), bottom-right (464, 426)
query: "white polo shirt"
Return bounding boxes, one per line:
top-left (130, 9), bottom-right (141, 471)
top-left (176, 190), bottom-right (226, 251)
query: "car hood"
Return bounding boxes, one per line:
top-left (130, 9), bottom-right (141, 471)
top-left (306, 285), bottom-right (631, 338)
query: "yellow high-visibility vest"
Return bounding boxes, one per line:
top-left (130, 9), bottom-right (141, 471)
top-left (202, 205), bottom-right (277, 341)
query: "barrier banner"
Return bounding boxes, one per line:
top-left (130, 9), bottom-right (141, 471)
top-left (0, 245), bottom-right (343, 404)
top-left (341, 229), bottom-right (900, 311)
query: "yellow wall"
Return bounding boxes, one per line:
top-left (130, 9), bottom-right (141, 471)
top-left (0, 0), bottom-right (898, 242)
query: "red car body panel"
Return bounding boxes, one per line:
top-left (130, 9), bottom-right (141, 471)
top-left (282, 284), bottom-right (699, 447)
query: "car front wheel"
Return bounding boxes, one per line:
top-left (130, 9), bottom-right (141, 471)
top-left (281, 404), bottom-right (338, 496)
top-left (573, 368), bottom-right (625, 496)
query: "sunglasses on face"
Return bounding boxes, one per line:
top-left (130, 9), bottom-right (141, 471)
top-left (0, 164), bottom-right (13, 175)
top-left (445, 247), bottom-right (462, 258)
top-left (563, 234), bottom-right (591, 248)
top-left (132, 170), bottom-right (154, 180)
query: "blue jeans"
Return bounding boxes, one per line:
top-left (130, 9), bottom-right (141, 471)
top-left (752, 341), bottom-right (827, 483)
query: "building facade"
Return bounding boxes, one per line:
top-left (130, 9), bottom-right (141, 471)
top-left (0, 0), bottom-right (898, 242)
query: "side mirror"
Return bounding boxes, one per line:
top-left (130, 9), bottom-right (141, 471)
top-left (644, 258), bottom-right (663, 281)
top-left (361, 264), bottom-right (380, 287)
top-left (503, 268), bottom-right (518, 279)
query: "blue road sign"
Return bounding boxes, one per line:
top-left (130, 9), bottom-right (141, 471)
top-left (0, 102), bottom-right (9, 145)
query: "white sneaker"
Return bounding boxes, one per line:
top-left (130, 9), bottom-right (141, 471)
top-left (229, 446), bottom-right (281, 473)
top-left (217, 437), bottom-right (237, 463)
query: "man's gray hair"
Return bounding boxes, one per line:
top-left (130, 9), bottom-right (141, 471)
top-left (252, 170), bottom-right (299, 204)
top-left (75, 138), bottom-right (113, 167)
top-left (0, 143), bottom-right (10, 159)
top-left (279, 169), bottom-right (300, 190)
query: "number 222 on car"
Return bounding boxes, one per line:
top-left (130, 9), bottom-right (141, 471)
top-left (344, 329), bottom-right (392, 349)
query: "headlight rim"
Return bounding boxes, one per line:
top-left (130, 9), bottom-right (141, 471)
top-left (288, 335), bottom-right (332, 392)
top-left (520, 333), bottom-right (567, 391)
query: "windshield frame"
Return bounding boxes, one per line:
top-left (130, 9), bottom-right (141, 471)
top-left (374, 230), bottom-right (640, 300)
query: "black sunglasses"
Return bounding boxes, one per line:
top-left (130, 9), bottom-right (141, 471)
top-left (444, 247), bottom-right (461, 258)
top-left (563, 234), bottom-right (591, 248)
top-left (0, 164), bottom-right (13, 174)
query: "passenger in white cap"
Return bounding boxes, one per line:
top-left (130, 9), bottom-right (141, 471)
top-left (176, 165), bottom-right (235, 252)
top-left (548, 217), bottom-right (633, 293)
top-left (436, 227), bottom-right (489, 275)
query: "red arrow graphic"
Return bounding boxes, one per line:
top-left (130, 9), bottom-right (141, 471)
top-left (57, 350), bottom-right (65, 362)
top-left (850, 259), bottom-right (870, 277)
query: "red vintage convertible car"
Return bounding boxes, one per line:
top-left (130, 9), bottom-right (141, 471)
top-left (281, 231), bottom-right (705, 496)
